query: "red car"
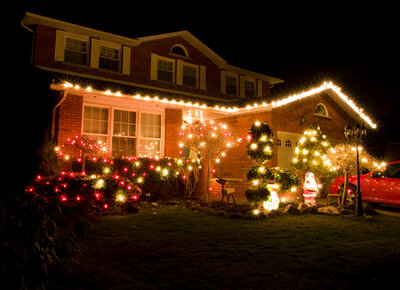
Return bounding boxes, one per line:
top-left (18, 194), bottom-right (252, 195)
top-left (329, 161), bottom-right (400, 206)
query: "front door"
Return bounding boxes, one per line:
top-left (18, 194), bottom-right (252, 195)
top-left (277, 131), bottom-right (301, 169)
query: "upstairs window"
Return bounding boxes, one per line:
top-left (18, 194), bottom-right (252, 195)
top-left (244, 80), bottom-right (255, 98)
top-left (182, 64), bottom-right (197, 87)
top-left (64, 36), bottom-right (88, 65)
top-left (157, 59), bottom-right (174, 83)
top-left (226, 75), bottom-right (237, 96)
top-left (99, 45), bottom-right (120, 72)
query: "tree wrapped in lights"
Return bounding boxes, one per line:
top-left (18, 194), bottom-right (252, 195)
top-left (291, 123), bottom-right (332, 182)
top-left (244, 121), bottom-right (274, 204)
top-left (179, 120), bottom-right (239, 203)
top-left (326, 144), bottom-right (383, 205)
top-left (55, 135), bottom-right (108, 172)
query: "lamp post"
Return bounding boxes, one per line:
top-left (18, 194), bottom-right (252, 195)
top-left (344, 124), bottom-right (367, 216)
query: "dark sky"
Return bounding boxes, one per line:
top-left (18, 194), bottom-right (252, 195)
top-left (8, 2), bottom-right (400, 187)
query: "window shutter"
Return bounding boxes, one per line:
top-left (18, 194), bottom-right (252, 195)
top-left (90, 38), bottom-right (100, 69)
top-left (200, 65), bottom-right (206, 90)
top-left (220, 71), bottom-right (226, 94)
top-left (176, 59), bottom-right (183, 85)
top-left (257, 80), bottom-right (263, 97)
top-left (150, 53), bottom-right (158, 80)
top-left (54, 30), bottom-right (65, 61)
top-left (122, 46), bottom-right (131, 75)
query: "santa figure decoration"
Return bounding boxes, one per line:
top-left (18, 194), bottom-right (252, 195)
top-left (303, 172), bottom-right (318, 205)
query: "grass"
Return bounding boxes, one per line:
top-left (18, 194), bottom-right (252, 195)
top-left (57, 204), bottom-right (400, 289)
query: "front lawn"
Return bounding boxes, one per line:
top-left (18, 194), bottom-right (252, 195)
top-left (57, 204), bottom-right (400, 289)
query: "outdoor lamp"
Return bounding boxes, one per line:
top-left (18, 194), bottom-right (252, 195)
top-left (344, 123), bottom-right (367, 216)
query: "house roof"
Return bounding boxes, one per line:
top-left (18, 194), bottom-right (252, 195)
top-left (138, 31), bottom-right (284, 85)
top-left (22, 12), bottom-right (283, 85)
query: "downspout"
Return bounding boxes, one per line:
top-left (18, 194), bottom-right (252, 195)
top-left (20, 14), bottom-right (35, 64)
top-left (51, 90), bottom-right (68, 141)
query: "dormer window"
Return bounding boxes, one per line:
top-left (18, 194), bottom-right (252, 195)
top-left (171, 44), bottom-right (188, 57)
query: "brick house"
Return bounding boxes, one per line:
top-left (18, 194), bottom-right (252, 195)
top-left (22, 12), bottom-right (377, 202)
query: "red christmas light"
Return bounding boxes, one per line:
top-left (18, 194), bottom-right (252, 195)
top-left (103, 203), bottom-right (108, 209)
top-left (61, 195), bottom-right (67, 202)
top-left (131, 194), bottom-right (139, 201)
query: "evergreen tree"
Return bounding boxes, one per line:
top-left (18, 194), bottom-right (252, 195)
top-left (244, 121), bottom-right (274, 204)
top-left (291, 123), bottom-right (332, 179)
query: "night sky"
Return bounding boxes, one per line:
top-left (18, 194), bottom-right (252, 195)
top-left (9, 3), bottom-right (400, 188)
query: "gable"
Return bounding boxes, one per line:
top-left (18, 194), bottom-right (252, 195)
top-left (137, 31), bottom-right (283, 84)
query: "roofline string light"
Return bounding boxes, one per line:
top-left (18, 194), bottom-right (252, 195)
top-left (62, 81), bottom-right (376, 129)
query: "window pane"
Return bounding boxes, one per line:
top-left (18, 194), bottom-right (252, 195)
top-left (226, 76), bottom-right (237, 95)
top-left (99, 46), bottom-right (120, 72)
top-left (112, 137), bottom-right (136, 157)
top-left (183, 65), bottom-right (197, 87)
top-left (139, 139), bottom-right (161, 157)
top-left (157, 59), bottom-right (173, 82)
top-left (82, 106), bottom-right (108, 135)
top-left (65, 37), bottom-right (88, 65)
top-left (141, 113), bottom-right (161, 138)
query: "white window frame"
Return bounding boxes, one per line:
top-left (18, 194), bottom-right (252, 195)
top-left (63, 32), bottom-right (89, 66)
top-left (314, 103), bottom-right (329, 117)
top-left (111, 108), bottom-right (137, 157)
top-left (98, 40), bottom-right (122, 72)
top-left (82, 104), bottom-right (111, 144)
top-left (181, 62), bottom-right (199, 88)
top-left (225, 72), bottom-right (239, 96)
top-left (151, 54), bottom-right (176, 83)
top-left (138, 111), bottom-right (163, 158)
top-left (81, 103), bottom-right (165, 158)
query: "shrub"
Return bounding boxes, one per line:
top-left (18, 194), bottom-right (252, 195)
top-left (244, 187), bottom-right (270, 204)
top-left (0, 192), bottom-right (86, 289)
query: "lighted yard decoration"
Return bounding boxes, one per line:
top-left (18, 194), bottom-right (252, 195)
top-left (303, 172), bottom-right (318, 205)
top-left (245, 121), bottom-right (274, 205)
top-left (326, 144), bottom-right (383, 205)
top-left (178, 120), bottom-right (239, 203)
top-left (263, 183), bottom-right (280, 210)
top-left (245, 121), bottom-right (299, 208)
top-left (291, 123), bottom-right (333, 200)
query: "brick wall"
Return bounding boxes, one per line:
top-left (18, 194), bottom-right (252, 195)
top-left (57, 93), bottom-right (83, 145)
top-left (164, 108), bottom-right (183, 157)
top-left (271, 91), bottom-right (353, 141)
top-left (33, 25), bottom-right (272, 101)
top-left (194, 91), bottom-right (354, 203)
top-left (194, 111), bottom-right (273, 203)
